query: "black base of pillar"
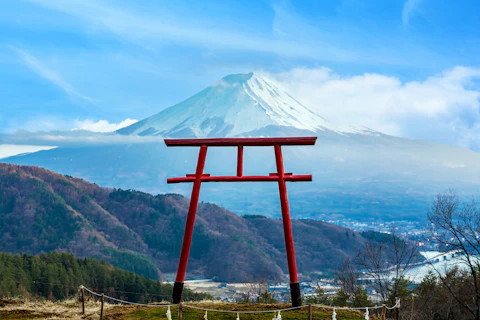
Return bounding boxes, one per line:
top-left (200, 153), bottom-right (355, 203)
top-left (290, 282), bottom-right (302, 307)
top-left (172, 281), bottom-right (184, 304)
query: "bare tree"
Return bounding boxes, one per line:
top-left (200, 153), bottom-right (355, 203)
top-left (334, 258), bottom-right (370, 307)
top-left (356, 225), bottom-right (420, 316)
top-left (335, 258), bottom-right (360, 296)
top-left (244, 273), bottom-right (276, 303)
top-left (428, 190), bottom-right (480, 320)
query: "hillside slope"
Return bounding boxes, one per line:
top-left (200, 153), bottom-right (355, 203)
top-left (0, 163), bottom-right (367, 281)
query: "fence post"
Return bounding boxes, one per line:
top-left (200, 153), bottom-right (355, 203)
top-left (308, 304), bottom-right (312, 320)
top-left (396, 298), bottom-right (400, 320)
top-left (100, 293), bottom-right (105, 320)
top-left (81, 286), bottom-right (85, 314)
top-left (382, 304), bottom-right (386, 320)
top-left (178, 303), bottom-right (182, 320)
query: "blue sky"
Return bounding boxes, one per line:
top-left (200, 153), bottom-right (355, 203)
top-left (1, 0), bottom-right (480, 149)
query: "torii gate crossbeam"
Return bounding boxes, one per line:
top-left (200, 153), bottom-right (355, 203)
top-left (165, 137), bottom-right (317, 306)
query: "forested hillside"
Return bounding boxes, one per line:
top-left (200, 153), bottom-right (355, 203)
top-left (0, 252), bottom-right (209, 302)
top-left (0, 163), bottom-right (370, 282)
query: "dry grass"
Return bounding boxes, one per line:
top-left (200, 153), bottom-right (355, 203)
top-left (0, 298), bottom-right (382, 319)
top-left (0, 297), bottom-right (115, 319)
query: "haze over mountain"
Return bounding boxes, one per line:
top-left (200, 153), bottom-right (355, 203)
top-left (3, 72), bottom-right (480, 221)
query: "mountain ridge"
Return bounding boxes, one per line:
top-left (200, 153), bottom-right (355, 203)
top-left (0, 163), bottom-right (369, 282)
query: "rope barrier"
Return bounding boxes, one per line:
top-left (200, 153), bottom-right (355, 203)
top-left (81, 285), bottom-right (177, 308)
top-left (312, 297), bottom-right (400, 311)
top-left (181, 303), bottom-right (307, 314)
top-left (312, 304), bottom-right (383, 310)
top-left (80, 285), bottom-right (400, 316)
top-left (386, 298), bottom-right (401, 310)
top-left (312, 298), bottom-right (400, 320)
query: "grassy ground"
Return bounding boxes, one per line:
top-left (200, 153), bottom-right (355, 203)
top-left (0, 298), bottom-right (383, 319)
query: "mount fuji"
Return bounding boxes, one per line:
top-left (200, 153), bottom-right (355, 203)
top-left (4, 72), bottom-right (480, 222)
top-left (117, 72), bottom-right (365, 138)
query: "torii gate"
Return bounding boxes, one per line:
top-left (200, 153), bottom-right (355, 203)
top-left (165, 137), bottom-right (317, 306)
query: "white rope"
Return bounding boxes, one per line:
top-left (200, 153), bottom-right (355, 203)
top-left (81, 286), bottom-right (102, 297)
top-left (386, 298), bottom-right (401, 310)
top-left (313, 304), bottom-right (383, 310)
top-left (81, 285), bottom-right (400, 315)
top-left (181, 304), bottom-right (306, 314)
top-left (82, 285), bottom-right (304, 314)
top-left (313, 298), bottom-right (400, 311)
top-left (81, 285), bottom-right (177, 307)
top-left (365, 307), bottom-right (369, 320)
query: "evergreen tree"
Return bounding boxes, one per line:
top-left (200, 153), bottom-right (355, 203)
top-left (0, 252), bottom-right (211, 302)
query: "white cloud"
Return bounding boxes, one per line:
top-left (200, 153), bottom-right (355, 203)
top-left (28, 0), bottom-right (353, 62)
top-left (1, 130), bottom-right (165, 147)
top-left (73, 118), bottom-right (138, 132)
top-left (9, 45), bottom-right (93, 103)
top-left (402, 0), bottom-right (423, 26)
top-left (271, 66), bottom-right (480, 150)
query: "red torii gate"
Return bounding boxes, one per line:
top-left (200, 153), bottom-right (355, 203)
top-left (165, 137), bottom-right (317, 306)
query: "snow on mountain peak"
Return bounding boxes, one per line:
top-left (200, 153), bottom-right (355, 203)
top-left (118, 72), bottom-right (357, 137)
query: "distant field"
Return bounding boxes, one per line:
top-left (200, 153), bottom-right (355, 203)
top-left (0, 298), bottom-right (381, 319)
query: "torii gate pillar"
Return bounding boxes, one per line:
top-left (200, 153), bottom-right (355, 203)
top-left (165, 137), bottom-right (317, 306)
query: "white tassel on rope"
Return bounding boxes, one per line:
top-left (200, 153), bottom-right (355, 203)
top-left (203, 310), bottom-right (208, 320)
top-left (272, 310), bottom-right (281, 320)
top-left (332, 308), bottom-right (337, 320)
top-left (365, 307), bottom-right (369, 320)
top-left (236, 312), bottom-right (240, 320)
top-left (166, 306), bottom-right (172, 320)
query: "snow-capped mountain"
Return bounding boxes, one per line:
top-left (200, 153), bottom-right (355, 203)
top-left (4, 72), bottom-right (480, 222)
top-left (118, 72), bottom-right (362, 137)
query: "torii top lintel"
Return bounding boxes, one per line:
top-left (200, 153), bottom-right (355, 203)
top-left (164, 136), bottom-right (316, 184)
top-left (164, 136), bottom-right (317, 147)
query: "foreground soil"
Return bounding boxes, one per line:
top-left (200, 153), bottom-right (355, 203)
top-left (0, 299), bottom-right (381, 319)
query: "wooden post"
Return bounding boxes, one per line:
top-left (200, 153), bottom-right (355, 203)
top-left (178, 303), bottom-right (182, 320)
top-left (396, 298), bottom-right (400, 320)
top-left (308, 304), bottom-right (312, 320)
top-left (100, 293), bottom-right (104, 320)
top-left (382, 304), bottom-right (386, 320)
top-left (81, 286), bottom-right (85, 314)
